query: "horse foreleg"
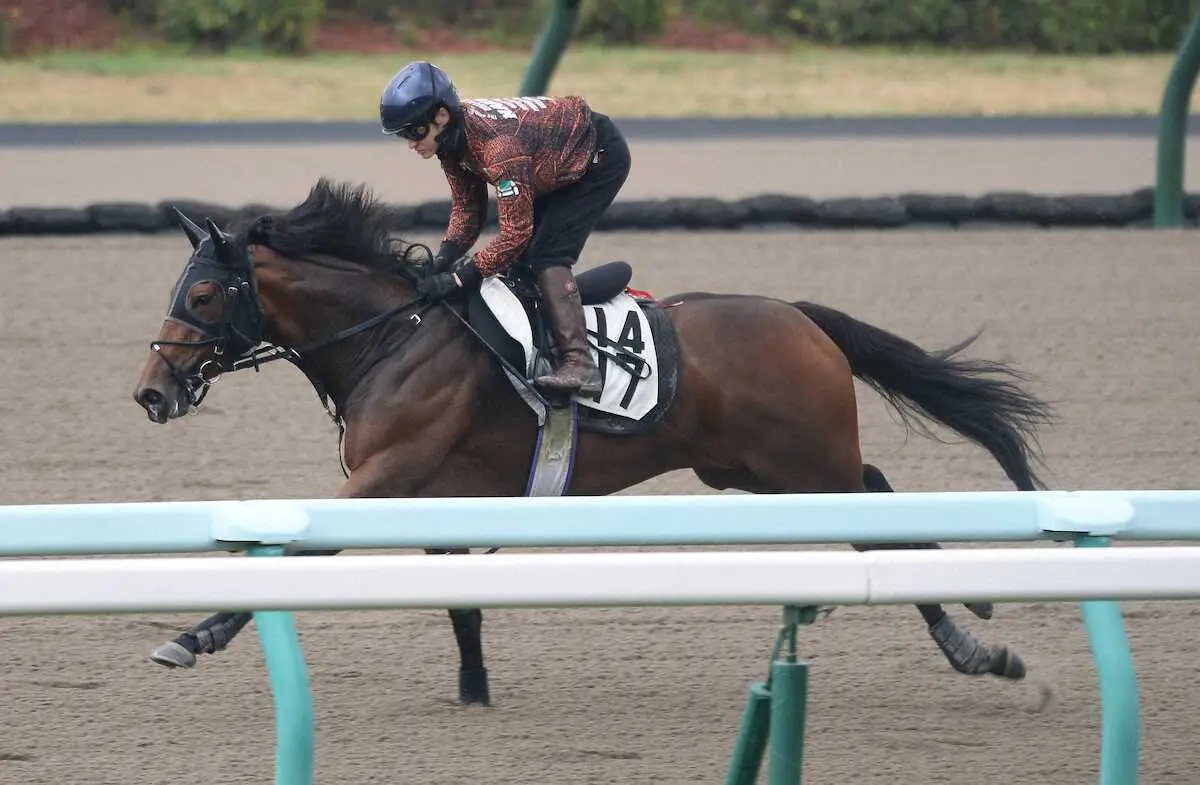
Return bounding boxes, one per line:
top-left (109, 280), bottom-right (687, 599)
top-left (449, 608), bottom-right (489, 705)
top-left (150, 611), bottom-right (254, 668)
top-left (428, 547), bottom-right (490, 706)
top-left (149, 549), bottom-right (341, 670)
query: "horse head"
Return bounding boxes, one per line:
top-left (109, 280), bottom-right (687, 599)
top-left (132, 207), bottom-right (266, 424)
top-left (133, 178), bottom-right (443, 428)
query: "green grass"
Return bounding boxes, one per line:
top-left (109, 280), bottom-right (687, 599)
top-left (0, 42), bottom-right (1191, 123)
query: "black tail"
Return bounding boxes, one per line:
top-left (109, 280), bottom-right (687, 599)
top-left (794, 301), bottom-right (1057, 491)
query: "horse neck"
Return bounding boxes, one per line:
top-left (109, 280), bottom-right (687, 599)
top-left (251, 249), bottom-right (425, 407)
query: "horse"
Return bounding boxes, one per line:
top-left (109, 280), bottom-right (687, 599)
top-left (131, 177), bottom-right (1056, 706)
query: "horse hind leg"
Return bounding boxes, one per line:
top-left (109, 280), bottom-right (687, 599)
top-left (855, 464), bottom-right (993, 621)
top-left (858, 463), bottom-right (1025, 681)
top-left (692, 463), bottom-right (1025, 682)
top-left (693, 465), bottom-right (989, 618)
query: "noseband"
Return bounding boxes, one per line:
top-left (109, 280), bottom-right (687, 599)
top-left (152, 247), bottom-right (267, 409)
top-left (153, 213), bottom-right (435, 417)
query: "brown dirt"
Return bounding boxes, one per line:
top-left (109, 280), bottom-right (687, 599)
top-left (2, 165), bottom-right (1200, 783)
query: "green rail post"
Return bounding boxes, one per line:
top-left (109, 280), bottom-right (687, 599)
top-left (1154, 0), bottom-right (1200, 227)
top-left (725, 605), bottom-right (818, 785)
top-left (248, 545), bottom-right (315, 785)
top-left (1073, 536), bottom-right (1141, 785)
top-left (518, 0), bottom-right (582, 96)
top-left (767, 606), bottom-right (814, 785)
top-left (725, 682), bottom-right (772, 785)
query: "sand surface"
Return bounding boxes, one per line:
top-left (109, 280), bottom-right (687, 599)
top-left (1, 140), bottom-right (1199, 784)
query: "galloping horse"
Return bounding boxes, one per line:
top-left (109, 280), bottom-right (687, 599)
top-left (132, 178), bottom-right (1056, 706)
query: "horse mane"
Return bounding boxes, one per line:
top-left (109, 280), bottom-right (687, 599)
top-left (231, 176), bottom-right (430, 279)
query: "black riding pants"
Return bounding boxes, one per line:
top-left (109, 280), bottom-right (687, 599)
top-left (522, 112), bottom-right (631, 274)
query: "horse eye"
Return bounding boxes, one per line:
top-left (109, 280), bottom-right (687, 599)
top-left (193, 294), bottom-right (214, 307)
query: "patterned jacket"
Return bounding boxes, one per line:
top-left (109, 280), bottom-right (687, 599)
top-left (437, 96), bottom-right (598, 276)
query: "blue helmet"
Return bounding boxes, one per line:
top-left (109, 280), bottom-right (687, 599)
top-left (379, 60), bottom-right (460, 138)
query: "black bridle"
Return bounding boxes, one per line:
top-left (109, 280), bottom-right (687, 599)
top-left (151, 218), bottom-right (267, 410)
top-left (153, 209), bottom-right (433, 432)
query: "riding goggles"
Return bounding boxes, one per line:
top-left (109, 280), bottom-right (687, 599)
top-left (394, 123), bottom-right (430, 142)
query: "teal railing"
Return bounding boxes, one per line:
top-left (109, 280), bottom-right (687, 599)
top-left (2, 490), bottom-right (1200, 784)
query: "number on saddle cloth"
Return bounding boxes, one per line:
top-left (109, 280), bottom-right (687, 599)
top-left (467, 260), bottom-right (673, 425)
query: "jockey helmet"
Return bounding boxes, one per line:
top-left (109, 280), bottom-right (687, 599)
top-left (379, 60), bottom-right (460, 140)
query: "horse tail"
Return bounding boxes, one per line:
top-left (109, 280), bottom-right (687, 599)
top-left (792, 300), bottom-right (1056, 491)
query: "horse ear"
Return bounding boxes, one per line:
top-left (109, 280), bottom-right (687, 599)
top-left (171, 206), bottom-right (207, 250)
top-left (204, 217), bottom-right (230, 261)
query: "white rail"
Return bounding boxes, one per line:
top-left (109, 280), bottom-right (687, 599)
top-left (2, 546), bottom-right (1198, 615)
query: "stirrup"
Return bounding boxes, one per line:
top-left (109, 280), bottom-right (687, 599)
top-left (535, 365), bottom-right (601, 394)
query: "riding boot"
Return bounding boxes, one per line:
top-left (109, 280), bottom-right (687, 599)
top-left (534, 265), bottom-right (603, 396)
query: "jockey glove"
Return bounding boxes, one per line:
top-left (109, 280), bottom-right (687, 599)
top-left (417, 256), bottom-right (483, 301)
top-left (418, 272), bottom-right (459, 301)
top-left (452, 256), bottom-right (483, 289)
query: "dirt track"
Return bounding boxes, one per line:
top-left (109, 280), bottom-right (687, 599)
top-left (1, 135), bottom-right (1194, 208)
top-left (3, 155), bottom-right (1200, 784)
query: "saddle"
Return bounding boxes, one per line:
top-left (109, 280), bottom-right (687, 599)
top-left (463, 260), bottom-right (680, 435)
top-left (459, 259), bottom-right (682, 496)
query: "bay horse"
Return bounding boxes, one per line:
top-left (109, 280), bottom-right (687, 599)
top-left (131, 177), bottom-right (1056, 706)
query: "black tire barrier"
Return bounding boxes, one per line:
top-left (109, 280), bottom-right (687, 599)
top-left (1, 188), bottom-right (1197, 237)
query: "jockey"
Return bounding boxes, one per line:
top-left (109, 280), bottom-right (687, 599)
top-left (379, 59), bottom-right (632, 397)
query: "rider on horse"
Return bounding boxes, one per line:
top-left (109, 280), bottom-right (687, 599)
top-left (378, 59), bottom-right (632, 397)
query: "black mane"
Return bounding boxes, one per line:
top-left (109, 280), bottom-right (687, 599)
top-left (231, 177), bottom-right (430, 278)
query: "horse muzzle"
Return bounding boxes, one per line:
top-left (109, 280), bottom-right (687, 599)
top-left (134, 384), bottom-right (182, 424)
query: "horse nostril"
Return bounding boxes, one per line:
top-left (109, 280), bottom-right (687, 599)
top-left (137, 388), bottom-right (164, 408)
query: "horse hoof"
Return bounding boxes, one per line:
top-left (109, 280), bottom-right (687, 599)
top-left (965, 602), bottom-right (994, 620)
top-left (989, 647), bottom-right (1027, 681)
top-left (458, 666), bottom-right (491, 706)
top-left (150, 641), bottom-right (197, 669)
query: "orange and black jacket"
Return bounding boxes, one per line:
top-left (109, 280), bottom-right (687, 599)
top-left (436, 96), bottom-right (599, 276)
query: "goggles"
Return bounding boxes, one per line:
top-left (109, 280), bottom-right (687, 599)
top-left (394, 122), bottom-right (430, 142)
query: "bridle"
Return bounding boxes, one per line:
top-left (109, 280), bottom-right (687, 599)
top-left (151, 241), bottom-right (268, 411)
top-left (152, 210), bottom-right (434, 426)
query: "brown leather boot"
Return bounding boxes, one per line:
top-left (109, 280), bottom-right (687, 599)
top-left (534, 266), bottom-right (603, 396)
